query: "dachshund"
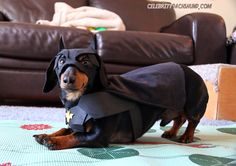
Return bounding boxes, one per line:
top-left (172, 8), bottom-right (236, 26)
top-left (33, 38), bottom-right (208, 150)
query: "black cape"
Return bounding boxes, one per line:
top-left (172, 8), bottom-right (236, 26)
top-left (66, 62), bottom-right (186, 138)
top-left (107, 62), bottom-right (186, 110)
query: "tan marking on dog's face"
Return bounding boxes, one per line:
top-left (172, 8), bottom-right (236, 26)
top-left (65, 91), bottom-right (84, 102)
top-left (60, 68), bottom-right (88, 101)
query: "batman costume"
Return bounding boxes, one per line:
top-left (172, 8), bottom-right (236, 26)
top-left (44, 44), bottom-right (200, 140)
top-left (64, 62), bottom-right (186, 139)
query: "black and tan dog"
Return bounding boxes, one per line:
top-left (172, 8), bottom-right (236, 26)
top-left (34, 39), bottom-right (208, 150)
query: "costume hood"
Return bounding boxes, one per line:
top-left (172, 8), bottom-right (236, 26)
top-left (43, 37), bottom-right (108, 93)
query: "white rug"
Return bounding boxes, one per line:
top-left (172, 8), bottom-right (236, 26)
top-left (0, 105), bottom-right (235, 126)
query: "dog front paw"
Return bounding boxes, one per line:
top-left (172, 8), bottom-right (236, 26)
top-left (42, 137), bottom-right (63, 150)
top-left (43, 137), bottom-right (57, 150)
top-left (33, 134), bottom-right (49, 145)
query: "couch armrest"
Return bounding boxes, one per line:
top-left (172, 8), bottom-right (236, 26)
top-left (161, 13), bottom-right (227, 65)
top-left (0, 22), bottom-right (93, 61)
top-left (96, 31), bottom-right (193, 74)
top-left (0, 12), bottom-right (5, 21)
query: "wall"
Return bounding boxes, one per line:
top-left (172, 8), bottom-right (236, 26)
top-left (165, 0), bottom-right (236, 36)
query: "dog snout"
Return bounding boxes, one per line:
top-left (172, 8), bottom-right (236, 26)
top-left (63, 75), bottom-right (75, 84)
top-left (63, 67), bottom-right (76, 84)
top-left (60, 66), bottom-right (88, 92)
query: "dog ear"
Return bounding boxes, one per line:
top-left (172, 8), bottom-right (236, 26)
top-left (95, 54), bottom-right (108, 87)
top-left (87, 39), bottom-right (108, 87)
top-left (89, 40), bottom-right (96, 50)
top-left (88, 38), bottom-right (97, 52)
top-left (43, 57), bottom-right (58, 93)
top-left (59, 36), bottom-right (65, 51)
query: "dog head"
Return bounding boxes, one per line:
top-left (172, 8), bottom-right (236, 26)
top-left (43, 37), bottom-right (108, 101)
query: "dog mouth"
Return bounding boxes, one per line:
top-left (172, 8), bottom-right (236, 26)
top-left (61, 80), bottom-right (88, 101)
top-left (62, 84), bottom-right (87, 101)
top-left (59, 67), bottom-right (89, 101)
top-left (62, 83), bottom-right (86, 93)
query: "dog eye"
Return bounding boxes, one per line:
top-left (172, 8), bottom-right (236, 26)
top-left (77, 55), bottom-right (90, 66)
top-left (81, 60), bottom-right (89, 65)
top-left (59, 59), bottom-right (65, 65)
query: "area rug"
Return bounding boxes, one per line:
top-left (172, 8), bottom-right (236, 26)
top-left (0, 106), bottom-right (236, 166)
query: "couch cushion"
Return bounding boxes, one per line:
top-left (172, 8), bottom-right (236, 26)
top-left (0, 69), bottom-right (59, 102)
top-left (96, 31), bottom-right (193, 67)
top-left (89, 0), bottom-right (176, 32)
top-left (0, 22), bottom-right (93, 62)
top-left (0, 0), bottom-right (87, 23)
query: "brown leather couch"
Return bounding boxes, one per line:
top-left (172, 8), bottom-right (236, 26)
top-left (230, 45), bottom-right (236, 64)
top-left (0, 0), bottom-right (228, 104)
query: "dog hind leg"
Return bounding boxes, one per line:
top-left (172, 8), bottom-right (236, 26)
top-left (179, 119), bottom-right (199, 143)
top-left (161, 115), bottom-right (186, 139)
top-left (179, 96), bottom-right (208, 143)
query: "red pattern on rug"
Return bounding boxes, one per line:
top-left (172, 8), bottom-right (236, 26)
top-left (20, 124), bottom-right (52, 130)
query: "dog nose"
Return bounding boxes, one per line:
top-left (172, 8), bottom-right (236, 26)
top-left (63, 76), bottom-right (75, 84)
